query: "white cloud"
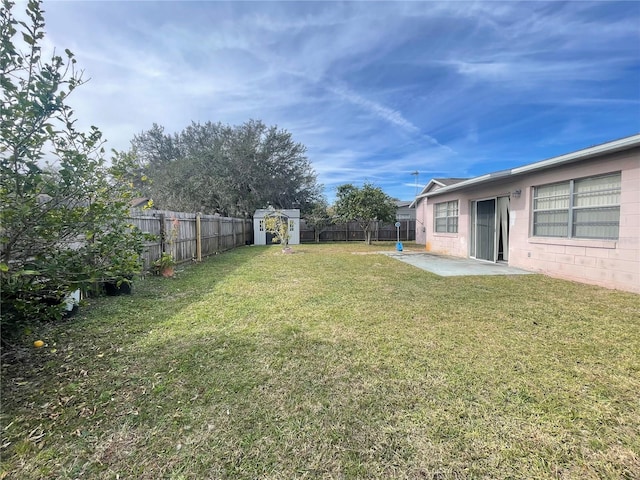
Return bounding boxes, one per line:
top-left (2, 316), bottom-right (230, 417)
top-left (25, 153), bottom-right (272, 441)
top-left (17, 0), bottom-right (639, 202)
top-left (327, 83), bottom-right (420, 133)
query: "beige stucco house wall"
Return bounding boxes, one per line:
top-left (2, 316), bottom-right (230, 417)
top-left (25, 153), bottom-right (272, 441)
top-left (413, 135), bottom-right (640, 293)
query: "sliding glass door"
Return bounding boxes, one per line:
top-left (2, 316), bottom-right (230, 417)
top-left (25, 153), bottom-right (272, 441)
top-left (470, 196), bottom-right (510, 262)
top-left (476, 199), bottom-right (495, 261)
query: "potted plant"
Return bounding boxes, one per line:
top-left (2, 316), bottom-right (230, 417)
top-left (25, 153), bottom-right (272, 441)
top-left (87, 228), bottom-right (147, 296)
top-left (153, 252), bottom-right (176, 277)
top-left (102, 246), bottom-right (143, 295)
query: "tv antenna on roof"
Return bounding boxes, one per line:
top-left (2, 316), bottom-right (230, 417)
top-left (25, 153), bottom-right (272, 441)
top-left (411, 171), bottom-right (419, 198)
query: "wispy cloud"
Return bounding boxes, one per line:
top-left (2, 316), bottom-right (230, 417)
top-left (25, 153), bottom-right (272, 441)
top-left (34, 0), bottom-right (640, 201)
top-left (327, 83), bottom-right (420, 133)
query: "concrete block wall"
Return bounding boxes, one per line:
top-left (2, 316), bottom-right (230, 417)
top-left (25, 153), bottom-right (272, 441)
top-left (418, 147), bottom-right (639, 293)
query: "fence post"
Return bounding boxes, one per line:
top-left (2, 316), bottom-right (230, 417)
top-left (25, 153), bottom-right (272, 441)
top-left (232, 219), bottom-right (237, 247)
top-left (215, 217), bottom-right (221, 252)
top-left (196, 213), bottom-right (202, 262)
top-left (159, 213), bottom-right (167, 253)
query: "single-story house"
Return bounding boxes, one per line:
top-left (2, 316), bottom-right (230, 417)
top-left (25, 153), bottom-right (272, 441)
top-left (253, 208), bottom-right (301, 246)
top-left (412, 134), bottom-right (640, 293)
top-left (395, 200), bottom-right (417, 221)
top-left (413, 179), bottom-right (468, 244)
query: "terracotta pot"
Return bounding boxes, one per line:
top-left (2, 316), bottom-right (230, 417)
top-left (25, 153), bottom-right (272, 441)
top-left (161, 266), bottom-right (175, 278)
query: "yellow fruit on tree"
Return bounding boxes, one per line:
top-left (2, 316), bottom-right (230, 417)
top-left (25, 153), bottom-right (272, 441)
top-left (33, 340), bottom-right (44, 348)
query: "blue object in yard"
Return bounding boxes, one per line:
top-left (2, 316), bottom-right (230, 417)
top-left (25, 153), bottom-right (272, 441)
top-left (395, 222), bottom-right (402, 251)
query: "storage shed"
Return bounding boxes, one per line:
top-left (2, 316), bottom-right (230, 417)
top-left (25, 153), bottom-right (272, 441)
top-left (253, 208), bottom-right (300, 246)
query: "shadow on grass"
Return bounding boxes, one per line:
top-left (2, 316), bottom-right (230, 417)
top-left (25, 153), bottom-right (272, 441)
top-left (2, 243), bottom-right (639, 479)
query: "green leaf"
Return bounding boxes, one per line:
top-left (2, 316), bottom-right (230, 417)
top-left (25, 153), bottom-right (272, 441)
top-left (17, 269), bottom-right (40, 276)
top-left (21, 31), bottom-right (34, 45)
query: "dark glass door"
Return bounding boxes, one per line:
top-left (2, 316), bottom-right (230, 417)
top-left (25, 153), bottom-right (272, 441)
top-left (476, 199), bottom-right (496, 261)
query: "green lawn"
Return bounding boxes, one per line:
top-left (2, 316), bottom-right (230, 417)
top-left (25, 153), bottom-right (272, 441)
top-left (2, 243), bottom-right (639, 479)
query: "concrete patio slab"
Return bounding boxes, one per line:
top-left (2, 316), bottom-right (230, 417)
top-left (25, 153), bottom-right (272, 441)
top-left (382, 251), bottom-right (534, 277)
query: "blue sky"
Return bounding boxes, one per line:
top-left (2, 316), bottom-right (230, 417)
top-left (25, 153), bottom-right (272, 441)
top-left (37, 0), bottom-right (640, 202)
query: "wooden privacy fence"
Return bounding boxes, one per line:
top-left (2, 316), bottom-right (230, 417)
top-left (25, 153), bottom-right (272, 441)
top-left (129, 209), bottom-right (253, 270)
top-left (299, 220), bottom-right (416, 243)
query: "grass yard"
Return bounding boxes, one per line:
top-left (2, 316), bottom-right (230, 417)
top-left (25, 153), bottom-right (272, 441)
top-left (1, 243), bottom-right (639, 479)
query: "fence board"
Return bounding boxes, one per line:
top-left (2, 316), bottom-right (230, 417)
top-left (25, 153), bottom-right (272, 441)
top-left (130, 209), bottom-right (412, 268)
top-left (129, 209), bottom-right (253, 270)
top-left (299, 220), bottom-right (415, 243)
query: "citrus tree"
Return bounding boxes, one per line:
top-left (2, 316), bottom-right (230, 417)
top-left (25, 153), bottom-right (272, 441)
top-left (303, 201), bottom-right (334, 243)
top-left (1, 0), bottom-right (146, 329)
top-left (263, 209), bottom-right (291, 250)
top-left (334, 183), bottom-right (396, 245)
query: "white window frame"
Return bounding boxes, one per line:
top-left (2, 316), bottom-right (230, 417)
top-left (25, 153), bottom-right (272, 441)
top-left (434, 200), bottom-right (459, 233)
top-left (532, 172), bottom-right (621, 240)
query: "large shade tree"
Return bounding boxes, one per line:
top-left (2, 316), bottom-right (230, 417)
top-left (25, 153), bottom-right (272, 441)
top-left (130, 120), bottom-right (323, 217)
top-left (334, 183), bottom-right (397, 245)
top-left (1, 0), bottom-right (146, 328)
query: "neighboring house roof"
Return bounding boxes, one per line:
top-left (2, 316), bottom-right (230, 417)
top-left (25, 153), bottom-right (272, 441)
top-left (409, 178), bottom-right (468, 207)
top-left (415, 133), bottom-right (640, 201)
top-left (36, 193), bottom-right (90, 208)
top-left (433, 178), bottom-right (469, 187)
top-left (396, 200), bottom-right (417, 220)
top-left (130, 197), bottom-right (153, 208)
top-left (38, 195), bottom-right (154, 209)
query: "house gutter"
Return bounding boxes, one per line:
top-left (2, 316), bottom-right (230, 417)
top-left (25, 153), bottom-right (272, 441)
top-left (415, 133), bottom-right (640, 200)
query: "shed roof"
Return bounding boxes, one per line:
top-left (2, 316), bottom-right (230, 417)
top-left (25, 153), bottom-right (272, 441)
top-left (253, 208), bottom-right (300, 219)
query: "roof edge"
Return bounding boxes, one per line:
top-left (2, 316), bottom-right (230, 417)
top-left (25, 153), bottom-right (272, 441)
top-left (422, 133), bottom-right (640, 198)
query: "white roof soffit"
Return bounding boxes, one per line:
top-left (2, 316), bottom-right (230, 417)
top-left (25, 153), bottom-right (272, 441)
top-left (419, 133), bottom-right (640, 199)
